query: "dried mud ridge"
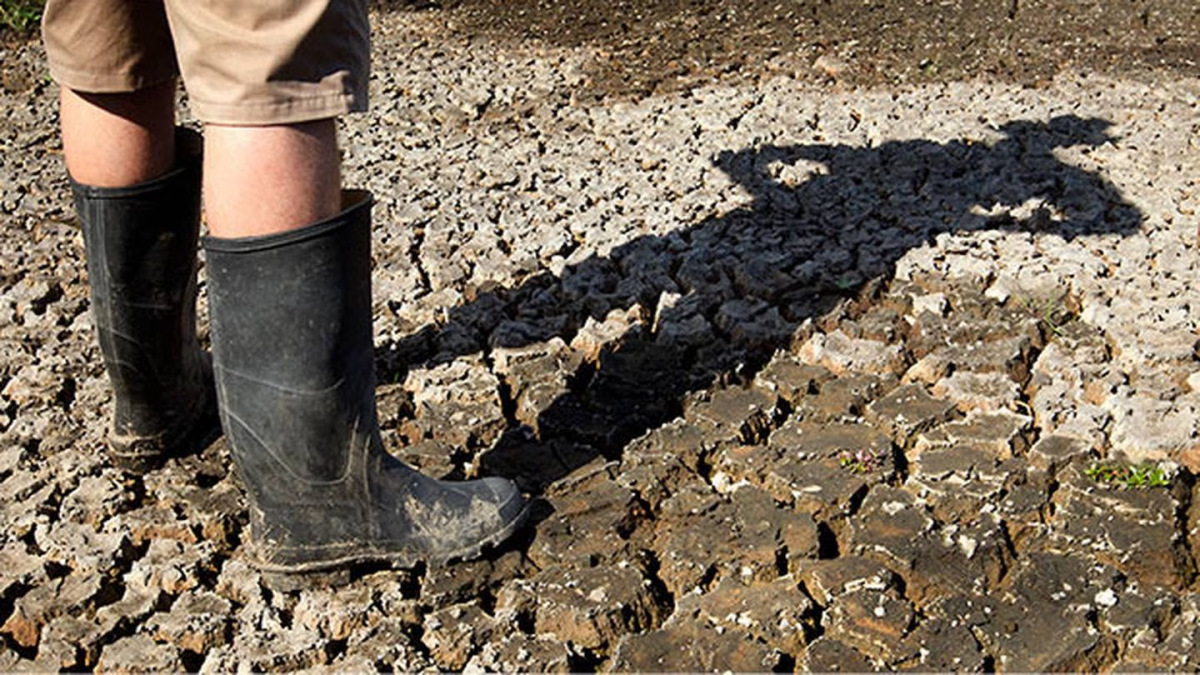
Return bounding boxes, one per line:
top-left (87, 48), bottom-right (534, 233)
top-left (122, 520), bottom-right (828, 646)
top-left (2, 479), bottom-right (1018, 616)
top-left (3, 4), bottom-right (1200, 673)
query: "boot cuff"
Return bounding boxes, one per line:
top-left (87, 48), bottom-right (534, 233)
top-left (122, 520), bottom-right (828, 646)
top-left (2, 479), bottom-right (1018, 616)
top-left (203, 190), bottom-right (373, 254)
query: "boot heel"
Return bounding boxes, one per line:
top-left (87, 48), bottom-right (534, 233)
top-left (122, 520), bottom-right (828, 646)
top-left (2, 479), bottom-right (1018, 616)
top-left (108, 380), bottom-right (223, 474)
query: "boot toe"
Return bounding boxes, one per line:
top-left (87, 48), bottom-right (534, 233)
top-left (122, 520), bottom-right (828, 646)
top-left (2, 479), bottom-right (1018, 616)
top-left (479, 476), bottom-right (528, 527)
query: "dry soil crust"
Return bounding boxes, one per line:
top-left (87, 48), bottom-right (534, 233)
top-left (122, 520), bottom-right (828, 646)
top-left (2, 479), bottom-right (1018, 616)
top-left (2, 2), bottom-right (1200, 672)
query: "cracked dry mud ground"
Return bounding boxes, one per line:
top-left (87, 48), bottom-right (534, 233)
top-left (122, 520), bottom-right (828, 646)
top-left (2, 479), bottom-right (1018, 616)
top-left (2, 2), bottom-right (1200, 672)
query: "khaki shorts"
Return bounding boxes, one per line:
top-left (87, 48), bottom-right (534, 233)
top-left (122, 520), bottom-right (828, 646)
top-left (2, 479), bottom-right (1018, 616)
top-left (42, 0), bottom-right (370, 125)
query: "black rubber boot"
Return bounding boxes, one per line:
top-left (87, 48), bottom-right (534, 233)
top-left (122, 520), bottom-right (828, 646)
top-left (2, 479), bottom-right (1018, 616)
top-left (203, 191), bottom-right (528, 584)
top-left (73, 128), bottom-right (221, 472)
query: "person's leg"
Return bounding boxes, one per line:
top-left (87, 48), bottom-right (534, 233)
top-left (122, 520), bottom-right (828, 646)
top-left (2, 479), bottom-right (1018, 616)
top-left (60, 82), bottom-right (177, 187)
top-left (200, 119), bottom-right (531, 583)
top-left (46, 0), bottom-right (222, 471)
top-left (202, 120), bottom-right (342, 238)
top-left (59, 82), bottom-right (222, 471)
top-left (203, 186), bottom-right (529, 584)
top-left (200, 121), bottom-right (530, 581)
top-left (167, 0), bottom-right (528, 583)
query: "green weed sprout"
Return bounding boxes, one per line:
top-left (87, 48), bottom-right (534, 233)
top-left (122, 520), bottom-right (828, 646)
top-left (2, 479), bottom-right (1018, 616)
top-left (1085, 461), bottom-right (1172, 489)
top-left (1018, 295), bottom-right (1068, 337)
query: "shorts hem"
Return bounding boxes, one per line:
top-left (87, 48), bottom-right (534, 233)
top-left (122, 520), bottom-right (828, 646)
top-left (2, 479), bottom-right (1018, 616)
top-left (190, 92), bottom-right (366, 126)
top-left (47, 60), bottom-right (177, 95)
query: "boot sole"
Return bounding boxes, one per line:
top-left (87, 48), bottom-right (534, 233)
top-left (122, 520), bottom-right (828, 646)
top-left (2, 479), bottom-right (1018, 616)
top-left (257, 499), bottom-right (533, 592)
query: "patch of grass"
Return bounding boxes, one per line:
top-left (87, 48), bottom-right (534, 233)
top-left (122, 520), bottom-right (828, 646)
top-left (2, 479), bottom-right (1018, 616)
top-left (1085, 461), bottom-right (1173, 489)
top-left (0, 0), bottom-right (42, 34)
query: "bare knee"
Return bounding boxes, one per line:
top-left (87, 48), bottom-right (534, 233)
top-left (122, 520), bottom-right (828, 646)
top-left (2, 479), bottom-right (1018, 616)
top-left (60, 81), bottom-right (177, 187)
top-left (203, 119), bottom-right (342, 238)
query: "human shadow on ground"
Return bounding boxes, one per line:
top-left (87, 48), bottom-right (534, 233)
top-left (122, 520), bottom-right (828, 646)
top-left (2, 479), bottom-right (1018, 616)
top-left (376, 114), bottom-right (1142, 492)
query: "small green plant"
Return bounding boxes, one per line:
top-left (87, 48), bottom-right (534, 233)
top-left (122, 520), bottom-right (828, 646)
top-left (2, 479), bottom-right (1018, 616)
top-left (838, 448), bottom-right (888, 474)
top-left (0, 0), bottom-right (42, 33)
top-left (1018, 295), bottom-right (1069, 337)
top-left (1085, 461), bottom-right (1172, 489)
